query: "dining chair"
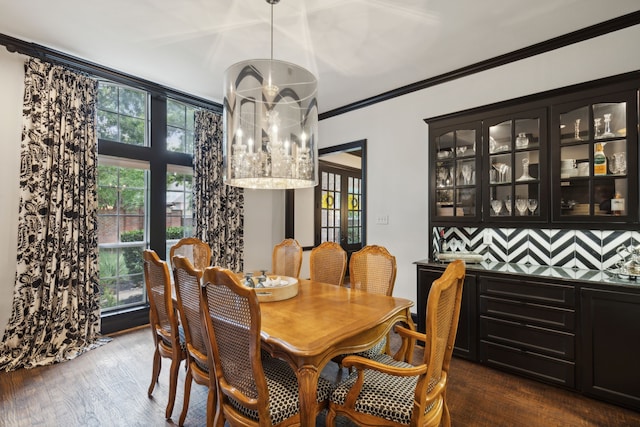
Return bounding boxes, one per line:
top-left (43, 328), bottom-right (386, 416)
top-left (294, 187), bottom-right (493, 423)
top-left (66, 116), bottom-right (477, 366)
top-left (199, 266), bottom-right (334, 427)
top-left (172, 255), bottom-right (214, 427)
top-left (142, 249), bottom-right (186, 419)
top-left (326, 259), bottom-right (466, 427)
top-left (272, 238), bottom-right (303, 278)
top-left (170, 237), bottom-right (212, 271)
top-left (309, 241), bottom-right (347, 286)
top-left (348, 244), bottom-right (397, 357)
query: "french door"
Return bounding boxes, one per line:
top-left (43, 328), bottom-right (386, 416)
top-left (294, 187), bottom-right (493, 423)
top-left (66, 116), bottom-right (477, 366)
top-left (315, 161), bottom-right (364, 263)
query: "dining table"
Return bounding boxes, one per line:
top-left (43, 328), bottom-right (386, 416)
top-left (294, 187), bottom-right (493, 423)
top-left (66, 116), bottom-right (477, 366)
top-left (258, 278), bottom-right (415, 427)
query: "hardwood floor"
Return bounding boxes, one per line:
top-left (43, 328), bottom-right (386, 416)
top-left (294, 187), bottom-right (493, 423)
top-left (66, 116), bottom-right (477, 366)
top-left (1, 326), bottom-right (639, 426)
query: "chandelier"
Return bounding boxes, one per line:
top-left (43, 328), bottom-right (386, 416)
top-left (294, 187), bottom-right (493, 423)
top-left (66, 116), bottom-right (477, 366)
top-left (223, 0), bottom-right (318, 189)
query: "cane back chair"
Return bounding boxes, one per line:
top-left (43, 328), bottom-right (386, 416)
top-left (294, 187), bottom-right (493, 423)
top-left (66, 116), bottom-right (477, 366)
top-left (271, 238), bottom-right (303, 278)
top-left (310, 241), bottom-right (347, 286)
top-left (142, 249), bottom-right (186, 419)
top-left (172, 255), bottom-right (213, 427)
top-left (326, 259), bottom-right (466, 427)
top-left (170, 237), bottom-right (212, 271)
top-left (200, 266), bottom-right (334, 426)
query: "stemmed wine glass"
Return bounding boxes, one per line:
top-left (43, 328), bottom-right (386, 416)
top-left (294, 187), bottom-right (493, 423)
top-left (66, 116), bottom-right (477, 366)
top-left (438, 167), bottom-right (448, 187)
top-left (504, 197), bottom-right (512, 215)
top-left (527, 198), bottom-right (538, 215)
top-left (491, 199), bottom-right (503, 216)
top-left (515, 198), bottom-right (528, 216)
top-left (461, 164), bottom-right (473, 185)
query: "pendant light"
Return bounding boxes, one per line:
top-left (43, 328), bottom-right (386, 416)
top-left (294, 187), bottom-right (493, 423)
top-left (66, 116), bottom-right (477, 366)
top-left (223, 0), bottom-right (318, 189)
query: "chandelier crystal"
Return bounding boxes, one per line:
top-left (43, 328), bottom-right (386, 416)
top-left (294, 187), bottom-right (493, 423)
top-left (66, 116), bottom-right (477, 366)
top-left (223, 0), bottom-right (318, 189)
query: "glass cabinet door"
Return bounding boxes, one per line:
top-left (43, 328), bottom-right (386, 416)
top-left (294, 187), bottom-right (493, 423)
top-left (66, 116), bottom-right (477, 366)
top-left (485, 109), bottom-right (547, 222)
top-left (552, 91), bottom-right (637, 222)
top-left (431, 122), bottom-right (481, 222)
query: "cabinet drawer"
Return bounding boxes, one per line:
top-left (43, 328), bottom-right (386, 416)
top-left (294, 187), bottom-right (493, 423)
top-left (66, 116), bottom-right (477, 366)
top-left (480, 316), bottom-right (575, 359)
top-left (480, 340), bottom-right (575, 388)
top-left (480, 295), bottom-right (575, 330)
top-left (480, 276), bottom-right (575, 307)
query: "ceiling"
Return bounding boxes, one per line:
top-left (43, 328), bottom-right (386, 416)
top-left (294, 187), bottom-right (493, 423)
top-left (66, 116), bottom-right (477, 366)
top-left (0, 1), bottom-right (638, 113)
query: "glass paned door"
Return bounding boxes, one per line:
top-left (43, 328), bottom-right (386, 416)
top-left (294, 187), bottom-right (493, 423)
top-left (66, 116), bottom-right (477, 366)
top-left (316, 162), bottom-right (363, 259)
top-left (485, 109), bottom-right (546, 222)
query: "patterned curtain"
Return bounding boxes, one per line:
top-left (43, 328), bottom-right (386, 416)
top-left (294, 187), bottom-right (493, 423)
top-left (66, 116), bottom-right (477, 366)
top-left (0, 58), bottom-right (102, 371)
top-left (193, 110), bottom-right (244, 271)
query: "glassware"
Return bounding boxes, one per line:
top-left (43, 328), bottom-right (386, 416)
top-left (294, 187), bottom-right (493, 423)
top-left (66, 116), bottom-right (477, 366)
top-left (461, 164), bottom-right (473, 185)
top-left (517, 157), bottom-right (533, 181)
top-left (527, 198), bottom-right (538, 215)
top-left (602, 113), bottom-right (615, 138)
top-left (491, 199), bottom-right (503, 216)
top-left (492, 163), bottom-right (510, 183)
top-left (504, 197), bottom-right (512, 215)
top-left (515, 132), bottom-right (529, 149)
top-left (515, 198), bottom-right (528, 216)
top-left (594, 117), bottom-right (602, 139)
top-left (438, 167), bottom-right (448, 187)
top-left (611, 152), bottom-right (627, 175)
top-left (574, 118), bottom-right (582, 140)
top-left (457, 146), bottom-right (467, 156)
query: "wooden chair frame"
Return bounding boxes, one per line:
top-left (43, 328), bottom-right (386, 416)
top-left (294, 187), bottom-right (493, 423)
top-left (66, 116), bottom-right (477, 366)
top-left (326, 259), bottom-right (465, 427)
top-left (172, 255), bottom-right (214, 427)
top-left (272, 238), bottom-right (303, 278)
top-left (170, 237), bottom-right (212, 271)
top-left (310, 241), bottom-right (347, 286)
top-left (142, 249), bottom-right (186, 419)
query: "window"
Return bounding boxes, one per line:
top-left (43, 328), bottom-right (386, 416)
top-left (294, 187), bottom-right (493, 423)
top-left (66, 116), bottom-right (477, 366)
top-left (167, 99), bottom-right (197, 153)
top-left (97, 158), bottom-right (148, 311)
top-left (97, 83), bottom-right (148, 146)
top-left (96, 82), bottom-right (207, 326)
top-left (165, 165), bottom-right (194, 256)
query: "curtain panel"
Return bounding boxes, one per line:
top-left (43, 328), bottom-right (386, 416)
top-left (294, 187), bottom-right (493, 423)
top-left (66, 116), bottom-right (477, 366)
top-left (0, 58), bottom-right (102, 371)
top-left (193, 111), bottom-right (244, 272)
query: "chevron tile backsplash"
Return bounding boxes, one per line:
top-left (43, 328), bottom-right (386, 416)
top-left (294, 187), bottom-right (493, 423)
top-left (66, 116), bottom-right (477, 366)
top-left (434, 226), bottom-right (638, 271)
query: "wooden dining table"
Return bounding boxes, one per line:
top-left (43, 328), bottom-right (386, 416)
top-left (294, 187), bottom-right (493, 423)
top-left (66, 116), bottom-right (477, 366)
top-left (258, 278), bottom-right (415, 427)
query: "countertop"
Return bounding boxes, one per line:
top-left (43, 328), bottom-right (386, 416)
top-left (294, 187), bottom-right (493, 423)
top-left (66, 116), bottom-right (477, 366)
top-left (414, 259), bottom-right (640, 290)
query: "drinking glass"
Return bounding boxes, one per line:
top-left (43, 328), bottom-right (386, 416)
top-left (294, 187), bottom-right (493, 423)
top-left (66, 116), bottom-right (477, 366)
top-left (516, 198), bottom-right (528, 216)
top-left (527, 198), bottom-right (538, 215)
top-left (491, 199), bottom-right (503, 216)
top-left (504, 197), bottom-right (512, 215)
top-left (461, 164), bottom-right (473, 185)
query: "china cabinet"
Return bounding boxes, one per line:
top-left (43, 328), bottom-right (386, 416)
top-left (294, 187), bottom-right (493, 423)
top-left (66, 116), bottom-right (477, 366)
top-left (426, 72), bottom-right (640, 228)
top-left (551, 90), bottom-right (638, 222)
top-left (484, 108), bottom-right (548, 223)
top-left (431, 121), bottom-right (482, 222)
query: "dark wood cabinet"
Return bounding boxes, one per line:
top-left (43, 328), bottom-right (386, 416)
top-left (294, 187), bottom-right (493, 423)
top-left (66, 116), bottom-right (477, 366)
top-left (416, 265), bottom-right (477, 361)
top-left (416, 260), bottom-right (640, 411)
top-left (580, 287), bottom-right (640, 411)
top-left (478, 275), bottom-right (576, 388)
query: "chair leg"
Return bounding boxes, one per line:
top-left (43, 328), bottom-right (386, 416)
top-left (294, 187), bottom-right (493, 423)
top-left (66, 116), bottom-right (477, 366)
top-left (165, 356), bottom-right (181, 419)
top-left (205, 385), bottom-right (216, 427)
top-left (325, 407), bottom-right (337, 427)
top-left (178, 368), bottom-right (193, 427)
top-left (441, 400), bottom-right (451, 427)
top-left (148, 348), bottom-right (161, 396)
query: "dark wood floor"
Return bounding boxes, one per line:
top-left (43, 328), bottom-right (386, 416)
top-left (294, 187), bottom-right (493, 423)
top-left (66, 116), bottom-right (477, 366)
top-left (1, 326), bottom-right (639, 427)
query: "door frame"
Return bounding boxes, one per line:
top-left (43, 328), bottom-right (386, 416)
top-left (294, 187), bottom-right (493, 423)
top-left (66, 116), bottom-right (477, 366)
top-left (285, 139), bottom-right (367, 251)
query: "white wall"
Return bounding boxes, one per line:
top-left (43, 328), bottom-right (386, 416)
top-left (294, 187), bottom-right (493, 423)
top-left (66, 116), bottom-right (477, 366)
top-left (317, 24), bottom-right (640, 306)
top-left (0, 49), bottom-right (25, 338)
top-left (0, 25), bottom-right (639, 335)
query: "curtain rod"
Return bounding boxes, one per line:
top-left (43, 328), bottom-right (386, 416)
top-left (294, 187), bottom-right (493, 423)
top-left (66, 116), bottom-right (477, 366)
top-left (0, 33), bottom-right (223, 113)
